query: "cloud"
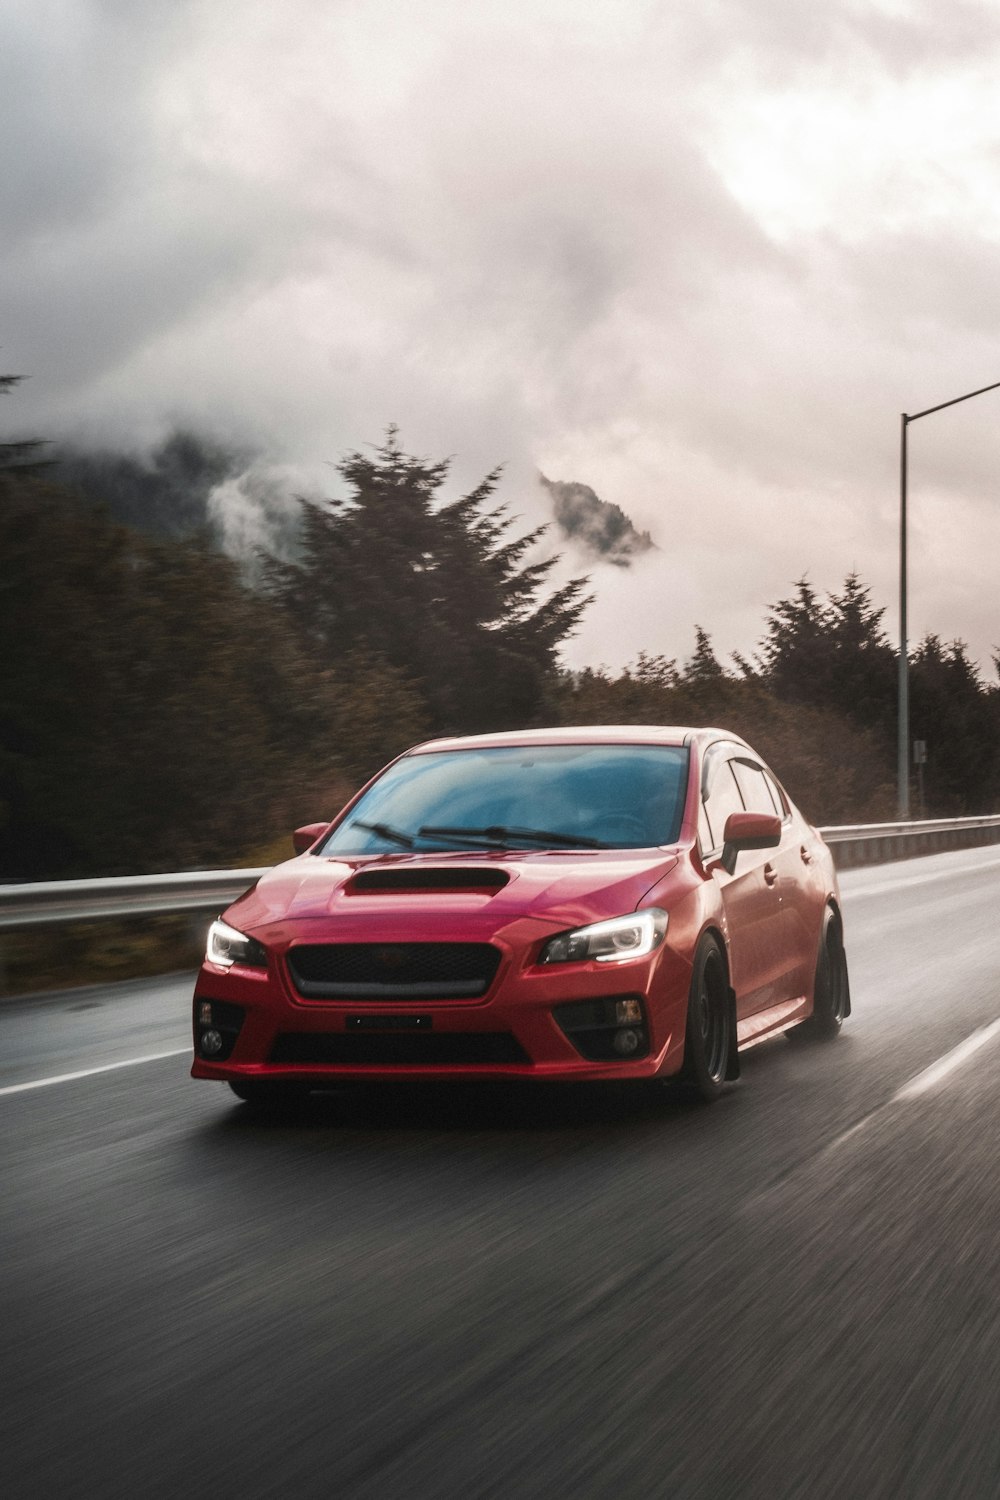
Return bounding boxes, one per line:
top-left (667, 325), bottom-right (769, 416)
top-left (4, 0), bottom-right (1000, 674)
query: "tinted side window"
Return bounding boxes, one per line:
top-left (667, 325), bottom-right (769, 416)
top-left (698, 799), bottom-right (714, 855)
top-left (703, 761), bottom-right (746, 849)
top-left (732, 760), bottom-right (777, 817)
top-left (763, 770), bottom-right (789, 816)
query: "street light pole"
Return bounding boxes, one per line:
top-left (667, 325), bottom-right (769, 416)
top-left (899, 412), bottom-right (909, 817)
top-left (897, 378), bottom-right (1000, 818)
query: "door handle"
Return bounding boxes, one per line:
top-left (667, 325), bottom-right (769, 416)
top-left (764, 864), bottom-right (778, 886)
top-left (800, 846), bottom-right (812, 864)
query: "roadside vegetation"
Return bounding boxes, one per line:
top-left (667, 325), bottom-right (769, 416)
top-left (4, 388), bottom-right (1000, 989)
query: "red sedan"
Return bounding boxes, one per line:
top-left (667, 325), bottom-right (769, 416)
top-left (191, 726), bottom-right (849, 1105)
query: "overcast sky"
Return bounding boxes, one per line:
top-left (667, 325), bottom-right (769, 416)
top-left (4, 0), bottom-right (1000, 674)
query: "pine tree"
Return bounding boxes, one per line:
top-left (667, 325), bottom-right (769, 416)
top-left (267, 428), bottom-right (592, 733)
top-left (910, 636), bottom-right (1000, 813)
top-left (685, 626), bottom-right (725, 684)
top-left (757, 577), bottom-right (831, 704)
top-left (757, 573), bottom-right (896, 736)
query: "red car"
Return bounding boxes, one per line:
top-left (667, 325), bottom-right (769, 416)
top-left (192, 726), bottom-right (849, 1105)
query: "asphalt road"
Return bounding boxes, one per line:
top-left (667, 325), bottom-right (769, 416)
top-left (4, 846), bottom-right (1000, 1499)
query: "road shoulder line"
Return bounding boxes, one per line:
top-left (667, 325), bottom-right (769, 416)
top-left (893, 1017), bottom-right (1000, 1100)
top-left (0, 1047), bottom-right (190, 1097)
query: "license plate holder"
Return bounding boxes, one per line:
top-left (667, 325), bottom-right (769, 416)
top-left (346, 1015), bottom-right (433, 1031)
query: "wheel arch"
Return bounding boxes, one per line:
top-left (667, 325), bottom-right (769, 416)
top-left (820, 898), bottom-right (851, 1018)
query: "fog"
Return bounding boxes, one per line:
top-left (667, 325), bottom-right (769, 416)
top-left (4, 0), bottom-right (1000, 672)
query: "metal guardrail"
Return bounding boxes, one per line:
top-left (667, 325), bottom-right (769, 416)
top-left (0, 869), bottom-right (268, 930)
top-left (818, 814), bottom-right (1000, 868)
top-left (2, 815), bottom-right (1000, 929)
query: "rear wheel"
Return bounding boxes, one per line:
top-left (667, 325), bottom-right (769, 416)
top-left (680, 936), bottom-right (732, 1101)
top-left (803, 908), bottom-right (850, 1039)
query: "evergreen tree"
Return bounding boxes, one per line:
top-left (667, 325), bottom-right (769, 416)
top-left (685, 626), bottom-right (725, 685)
top-left (756, 577), bottom-right (830, 704)
top-left (824, 574), bottom-right (896, 737)
top-left (0, 471), bottom-right (424, 878)
top-left (910, 636), bottom-right (1000, 813)
top-left (267, 428), bottom-right (592, 734)
top-left (756, 573), bottom-right (897, 742)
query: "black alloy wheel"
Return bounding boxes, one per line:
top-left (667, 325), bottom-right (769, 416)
top-left (681, 935), bottom-right (732, 1101)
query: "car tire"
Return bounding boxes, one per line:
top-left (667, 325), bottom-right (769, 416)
top-left (680, 935), bottom-right (732, 1101)
top-left (801, 907), bottom-right (850, 1039)
top-left (228, 1080), bottom-right (309, 1113)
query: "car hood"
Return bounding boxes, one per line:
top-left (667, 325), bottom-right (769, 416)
top-left (225, 848), bottom-right (680, 939)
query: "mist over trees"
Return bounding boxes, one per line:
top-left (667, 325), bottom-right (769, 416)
top-left (0, 372), bottom-right (49, 478)
top-left (0, 425), bottom-right (589, 877)
top-left (538, 473), bottom-right (656, 567)
top-left (55, 430), bottom-right (250, 540)
top-left (4, 404), bottom-right (1000, 882)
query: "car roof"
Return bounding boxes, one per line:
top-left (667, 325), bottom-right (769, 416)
top-left (407, 725), bottom-right (754, 755)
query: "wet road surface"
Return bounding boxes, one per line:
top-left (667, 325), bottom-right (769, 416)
top-left (4, 846), bottom-right (1000, 1498)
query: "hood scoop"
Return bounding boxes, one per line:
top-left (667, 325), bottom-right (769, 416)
top-left (348, 866), bottom-right (510, 895)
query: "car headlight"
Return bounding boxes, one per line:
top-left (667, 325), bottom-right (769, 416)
top-left (539, 908), bottom-right (668, 965)
top-left (206, 919), bottom-right (267, 968)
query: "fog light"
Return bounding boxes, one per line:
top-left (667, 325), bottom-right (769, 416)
top-left (612, 1028), bottom-right (642, 1056)
top-left (198, 1001), bottom-right (213, 1025)
top-left (614, 999), bottom-right (643, 1025)
top-left (201, 1028), bottom-right (224, 1056)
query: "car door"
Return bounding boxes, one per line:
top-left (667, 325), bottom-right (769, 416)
top-left (758, 767), bottom-right (826, 1001)
top-left (701, 752), bottom-right (784, 1018)
top-left (730, 757), bottom-right (808, 1007)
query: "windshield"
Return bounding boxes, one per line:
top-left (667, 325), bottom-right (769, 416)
top-left (320, 743), bottom-right (690, 855)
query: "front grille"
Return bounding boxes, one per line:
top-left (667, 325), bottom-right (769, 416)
top-left (270, 1031), bottom-right (529, 1066)
top-left (286, 942), bottom-right (502, 1000)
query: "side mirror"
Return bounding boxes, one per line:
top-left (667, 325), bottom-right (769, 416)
top-left (716, 811), bottom-right (781, 875)
top-left (292, 822), bottom-right (331, 855)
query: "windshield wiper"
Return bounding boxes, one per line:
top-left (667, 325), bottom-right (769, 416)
top-left (418, 824), bottom-right (606, 849)
top-left (351, 819), bottom-right (416, 849)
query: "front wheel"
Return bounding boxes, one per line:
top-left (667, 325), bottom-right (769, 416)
top-left (680, 936), bottom-right (732, 1102)
top-left (805, 908), bottom-right (850, 1038)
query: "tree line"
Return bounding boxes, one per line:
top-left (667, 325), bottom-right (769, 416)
top-left (3, 413), bottom-right (999, 882)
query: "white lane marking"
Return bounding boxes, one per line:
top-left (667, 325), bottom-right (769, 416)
top-left (744, 1018), bottom-right (1000, 1214)
top-left (822, 1017), bottom-right (1000, 1156)
top-left (0, 1047), bottom-right (190, 1097)
top-left (893, 1017), bottom-right (1000, 1100)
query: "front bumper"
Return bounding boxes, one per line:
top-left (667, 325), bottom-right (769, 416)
top-left (191, 933), bottom-right (692, 1085)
